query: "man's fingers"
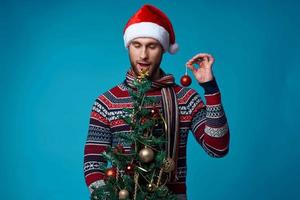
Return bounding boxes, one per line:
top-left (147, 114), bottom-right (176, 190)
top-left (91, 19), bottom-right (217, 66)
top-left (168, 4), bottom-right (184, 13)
top-left (192, 54), bottom-right (214, 65)
top-left (188, 58), bottom-right (204, 65)
top-left (189, 53), bottom-right (212, 63)
top-left (186, 63), bottom-right (196, 72)
top-left (208, 55), bottom-right (215, 64)
top-left (192, 53), bottom-right (210, 60)
top-left (186, 53), bottom-right (214, 71)
top-left (192, 54), bottom-right (211, 62)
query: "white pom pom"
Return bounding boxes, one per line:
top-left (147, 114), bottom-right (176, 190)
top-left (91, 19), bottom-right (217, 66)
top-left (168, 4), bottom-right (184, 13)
top-left (168, 43), bottom-right (179, 54)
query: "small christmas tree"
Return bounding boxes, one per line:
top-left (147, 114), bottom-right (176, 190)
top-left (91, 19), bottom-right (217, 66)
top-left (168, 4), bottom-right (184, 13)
top-left (91, 70), bottom-right (177, 200)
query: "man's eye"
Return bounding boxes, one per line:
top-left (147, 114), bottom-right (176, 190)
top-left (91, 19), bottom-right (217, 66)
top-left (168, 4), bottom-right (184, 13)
top-left (133, 44), bottom-right (141, 48)
top-left (149, 45), bottom-right (157, 49)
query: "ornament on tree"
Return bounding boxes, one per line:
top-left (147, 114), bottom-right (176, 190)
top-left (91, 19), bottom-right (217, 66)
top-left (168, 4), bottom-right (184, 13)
top-left (139, 147), bottom-right (154, 163)
top-left (113, 144), bottom-right (125, 154)
top-left (125, 163), bottom-right (135, 175)
top-left (150, 108), bottom-right (160, 118)
top-left (140, 117), bottom-right (147, 125)
top-left (137, 68), bottom-right (149, 79)
top-left (163, 157), bottom-right (175, 173)
top-left (180, 66), bottom-right (192, 87)
top-left (147, 183), bottom-right (156, 192)
top-left (105, 167), bottom-right (117, 179)
top-left (118, 189), bottom-right (129, 200)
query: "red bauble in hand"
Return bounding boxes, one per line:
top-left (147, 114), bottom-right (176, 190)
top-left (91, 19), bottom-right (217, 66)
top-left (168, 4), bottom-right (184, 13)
top-left (180, 74), bottom-right (192, 87)
top-left (105, 167), bottom-right (117, 178)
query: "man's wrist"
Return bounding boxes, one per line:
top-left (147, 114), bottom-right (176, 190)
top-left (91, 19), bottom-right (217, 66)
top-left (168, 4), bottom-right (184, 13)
top-left (199, 78), bottom-right (220, 94)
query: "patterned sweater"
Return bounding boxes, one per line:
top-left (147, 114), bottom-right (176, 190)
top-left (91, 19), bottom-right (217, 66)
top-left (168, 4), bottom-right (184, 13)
top-left (83, 78), bottom-right (230, 195)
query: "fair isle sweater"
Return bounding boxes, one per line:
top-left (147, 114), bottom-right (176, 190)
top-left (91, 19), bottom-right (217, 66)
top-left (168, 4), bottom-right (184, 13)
top-left (83, 78), bottom-right (230, 195)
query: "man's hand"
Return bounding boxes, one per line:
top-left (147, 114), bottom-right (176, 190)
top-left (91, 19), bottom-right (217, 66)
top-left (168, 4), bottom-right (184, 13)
top-left (186, 53), bottom-right (215, 83)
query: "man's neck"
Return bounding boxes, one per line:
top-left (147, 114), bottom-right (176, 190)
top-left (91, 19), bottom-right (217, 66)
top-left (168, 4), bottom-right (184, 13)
top-left (150, 68), bottom-right (163, 81)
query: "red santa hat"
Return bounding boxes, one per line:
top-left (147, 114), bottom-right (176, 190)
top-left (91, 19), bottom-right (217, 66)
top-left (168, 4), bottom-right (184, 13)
top-left (123, 4), bottom-right (179, 54)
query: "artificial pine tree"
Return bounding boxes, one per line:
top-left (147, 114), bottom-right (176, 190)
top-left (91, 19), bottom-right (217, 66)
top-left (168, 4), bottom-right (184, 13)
top-left (91, 70), bottom-right (177, 200)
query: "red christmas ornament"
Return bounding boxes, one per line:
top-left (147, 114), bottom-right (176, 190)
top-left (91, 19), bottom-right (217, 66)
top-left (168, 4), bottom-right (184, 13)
top-left (113, 144), bottom-right (125, 154)
top-left (141, 117), bottom-right (147, 125)
top-left (150, 108), bottom-right (160, 118)
top-left (181, 66), bottom-right (192, 87)
top-left (180, 74), bottom-right (192, 87)
top-left (105, 167), bottom-right (117, 178)
top-left (125, 163), bottom-right (135, 175)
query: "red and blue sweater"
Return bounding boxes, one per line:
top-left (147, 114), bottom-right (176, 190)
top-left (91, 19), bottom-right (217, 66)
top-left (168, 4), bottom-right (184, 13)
top-left (84, 78), bottom-right (230, 194)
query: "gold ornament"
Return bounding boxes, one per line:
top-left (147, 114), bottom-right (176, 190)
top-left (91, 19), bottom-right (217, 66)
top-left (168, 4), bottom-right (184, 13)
top-left (137, 68), bottom-right (149, 79)
top-left (163, 157), bottom-right (175, 173)
top-left (147, 183), bottom-right (156, 192)
top-left (118, 189), bottom-right (129, 200)
top-left (139, 147), bottom-right (154, 163)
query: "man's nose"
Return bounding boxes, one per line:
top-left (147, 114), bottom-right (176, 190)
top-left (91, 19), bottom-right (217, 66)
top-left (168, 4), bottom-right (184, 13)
top-left (140, 47), bottom-right (148, 59)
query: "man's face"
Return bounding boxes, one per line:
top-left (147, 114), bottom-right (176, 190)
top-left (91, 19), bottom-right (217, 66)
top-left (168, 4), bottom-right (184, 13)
top-left (128, 37), bottom-right (164, 79)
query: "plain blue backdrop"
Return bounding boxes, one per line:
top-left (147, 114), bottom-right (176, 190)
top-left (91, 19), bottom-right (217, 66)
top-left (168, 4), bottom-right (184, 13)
top-left (1, 0), bottom-right (299, 199)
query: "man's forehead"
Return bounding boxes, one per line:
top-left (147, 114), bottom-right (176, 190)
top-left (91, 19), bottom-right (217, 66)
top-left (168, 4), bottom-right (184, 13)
top-left (131, 37), bottom-right (160, 44)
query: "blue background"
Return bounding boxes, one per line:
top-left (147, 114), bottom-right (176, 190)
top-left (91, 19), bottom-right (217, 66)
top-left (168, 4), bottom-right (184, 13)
top-left (1, 0), bottom-right (299, 199)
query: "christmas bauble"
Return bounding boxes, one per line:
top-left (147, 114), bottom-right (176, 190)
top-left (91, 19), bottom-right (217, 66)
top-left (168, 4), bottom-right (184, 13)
top-left (150, 108), bottom-right (160, 118)
top-left (180, 75), bottom-right (192, 87)
top-left (118, 189), bottom-right (129, 199)
top-left (105, 167), bottom-right (117, 178)
top-left (139, 147), bottom-right (154, 163)
top-left (141, 117), bottom-right (147, 125)
top-left (125, 163), bottom-right (134, 175)
top-left (147, 183), bottom-right (156, 192)
top-left (163, 157), bottom-right (175, 173)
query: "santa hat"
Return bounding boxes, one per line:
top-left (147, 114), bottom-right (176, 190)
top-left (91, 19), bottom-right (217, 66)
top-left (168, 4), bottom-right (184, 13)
top-left (123, 4), bottom-right (179, 54)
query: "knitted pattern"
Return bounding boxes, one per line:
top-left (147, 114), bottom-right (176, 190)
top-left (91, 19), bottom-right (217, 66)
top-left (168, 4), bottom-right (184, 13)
top-left (84, 78), bottom-right (230, 195)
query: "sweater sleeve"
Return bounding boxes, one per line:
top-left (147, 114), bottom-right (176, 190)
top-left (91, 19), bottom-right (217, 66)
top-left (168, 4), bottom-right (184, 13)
top-left (83, 95), bottom-right (112, 193)
top-left (190, 78), bottom-right (230, 157)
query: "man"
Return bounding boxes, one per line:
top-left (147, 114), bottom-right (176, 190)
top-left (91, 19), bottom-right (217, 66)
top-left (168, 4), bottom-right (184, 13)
top-left (84, 4), bottom-right (230, 200)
